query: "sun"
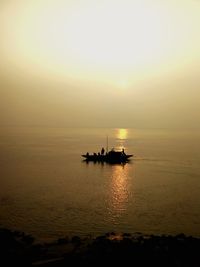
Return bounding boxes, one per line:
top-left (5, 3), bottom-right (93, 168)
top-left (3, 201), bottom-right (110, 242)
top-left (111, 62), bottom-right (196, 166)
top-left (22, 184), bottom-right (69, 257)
top-left (117, 80), bottom-right (130, 90)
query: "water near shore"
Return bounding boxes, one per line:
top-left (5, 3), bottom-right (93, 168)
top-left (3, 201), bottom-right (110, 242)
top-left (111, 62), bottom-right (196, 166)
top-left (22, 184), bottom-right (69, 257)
top-left (0, 127), bottom-right (200, 240)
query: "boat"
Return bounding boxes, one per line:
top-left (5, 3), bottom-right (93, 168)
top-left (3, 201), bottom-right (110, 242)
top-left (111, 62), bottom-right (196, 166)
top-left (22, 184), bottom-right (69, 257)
top-left (82, 148), bottom-right (133, 163)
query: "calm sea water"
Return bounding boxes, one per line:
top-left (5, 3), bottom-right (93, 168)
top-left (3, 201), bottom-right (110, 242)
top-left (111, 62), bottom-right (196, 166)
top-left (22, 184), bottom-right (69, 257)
top-left (0, 127), bottom-right (200, 241)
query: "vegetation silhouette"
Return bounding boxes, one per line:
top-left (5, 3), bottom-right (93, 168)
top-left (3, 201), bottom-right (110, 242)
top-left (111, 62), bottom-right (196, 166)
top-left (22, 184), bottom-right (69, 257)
top-left (1, 228), bottom-right (200, 266)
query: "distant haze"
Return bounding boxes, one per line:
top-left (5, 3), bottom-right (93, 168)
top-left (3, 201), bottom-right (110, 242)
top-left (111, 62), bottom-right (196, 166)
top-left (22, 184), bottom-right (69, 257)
top-left (0, 0), bottom-right (200, 128)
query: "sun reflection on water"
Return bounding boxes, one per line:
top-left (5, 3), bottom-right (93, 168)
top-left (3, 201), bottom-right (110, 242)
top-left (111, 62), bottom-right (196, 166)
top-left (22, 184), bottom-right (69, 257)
top-left (116, 128), bottom-right (128, 151)
top-left (117, 129), bottom-right (128, 140)
top-left (108, 164), bottom-right (131, 221)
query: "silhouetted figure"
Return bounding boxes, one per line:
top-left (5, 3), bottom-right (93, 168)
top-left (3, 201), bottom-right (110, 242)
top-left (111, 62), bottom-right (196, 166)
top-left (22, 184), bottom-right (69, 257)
top-left (86, 152), bottom-right (89, 156)
top-left (101, 147), bottom-right (105, 155)
top-left (122, 148), bottom-right (125, 155)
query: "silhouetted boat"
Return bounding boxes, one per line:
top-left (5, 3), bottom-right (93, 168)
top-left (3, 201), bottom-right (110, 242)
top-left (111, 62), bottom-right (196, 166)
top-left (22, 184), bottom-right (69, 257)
top-left (82, 149), bottom-right (133, 163)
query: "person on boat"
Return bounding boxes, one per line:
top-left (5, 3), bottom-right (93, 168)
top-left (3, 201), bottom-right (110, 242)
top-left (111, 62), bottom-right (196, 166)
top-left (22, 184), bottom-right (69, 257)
top-left (101, 147), bottom-right (105, 155)
top-left (122, 148), bottom-right (126, 155)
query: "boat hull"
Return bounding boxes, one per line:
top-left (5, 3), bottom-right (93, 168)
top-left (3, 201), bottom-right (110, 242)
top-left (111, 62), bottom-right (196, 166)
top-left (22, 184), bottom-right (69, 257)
top-left (82, 154), bottom-right (133, 163)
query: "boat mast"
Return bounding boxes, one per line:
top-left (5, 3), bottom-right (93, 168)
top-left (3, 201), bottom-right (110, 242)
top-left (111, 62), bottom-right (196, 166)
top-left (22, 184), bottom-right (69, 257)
top-left (106, 135), bottom-right (108, 153)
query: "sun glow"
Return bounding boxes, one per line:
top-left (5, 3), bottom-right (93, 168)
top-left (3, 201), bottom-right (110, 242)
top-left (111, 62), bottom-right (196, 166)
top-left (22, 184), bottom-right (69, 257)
top-left (2, 0), bottom-right (199, 86)
top-left (39, 1), bottom-right (173, 78)
top-left (65, 2), bottom-right (165, 65)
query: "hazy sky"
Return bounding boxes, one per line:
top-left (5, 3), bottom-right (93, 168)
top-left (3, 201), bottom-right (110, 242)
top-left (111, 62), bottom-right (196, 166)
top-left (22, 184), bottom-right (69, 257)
top-left (0, 0), bottom-right (200, 128)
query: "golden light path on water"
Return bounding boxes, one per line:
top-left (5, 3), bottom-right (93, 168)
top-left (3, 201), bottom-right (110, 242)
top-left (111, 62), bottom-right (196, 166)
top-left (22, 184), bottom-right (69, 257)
top-left (108, 164), bottom-right (131, 223)
top-left (106, 129), bottom-right (131, 223)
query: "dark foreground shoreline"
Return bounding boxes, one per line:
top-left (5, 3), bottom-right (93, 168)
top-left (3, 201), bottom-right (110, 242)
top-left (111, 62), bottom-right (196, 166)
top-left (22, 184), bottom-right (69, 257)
top-left (1, 228), bottom-right (200, 266)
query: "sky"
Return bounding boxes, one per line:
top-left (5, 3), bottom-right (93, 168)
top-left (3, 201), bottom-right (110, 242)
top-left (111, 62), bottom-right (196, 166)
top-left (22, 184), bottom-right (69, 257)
top-left (0, 0), bottom-right (200, 128)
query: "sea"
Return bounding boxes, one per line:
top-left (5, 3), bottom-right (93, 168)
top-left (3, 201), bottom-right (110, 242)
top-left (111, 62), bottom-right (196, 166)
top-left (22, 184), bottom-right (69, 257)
top-left (0, 127), bottom-right (200, 241)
